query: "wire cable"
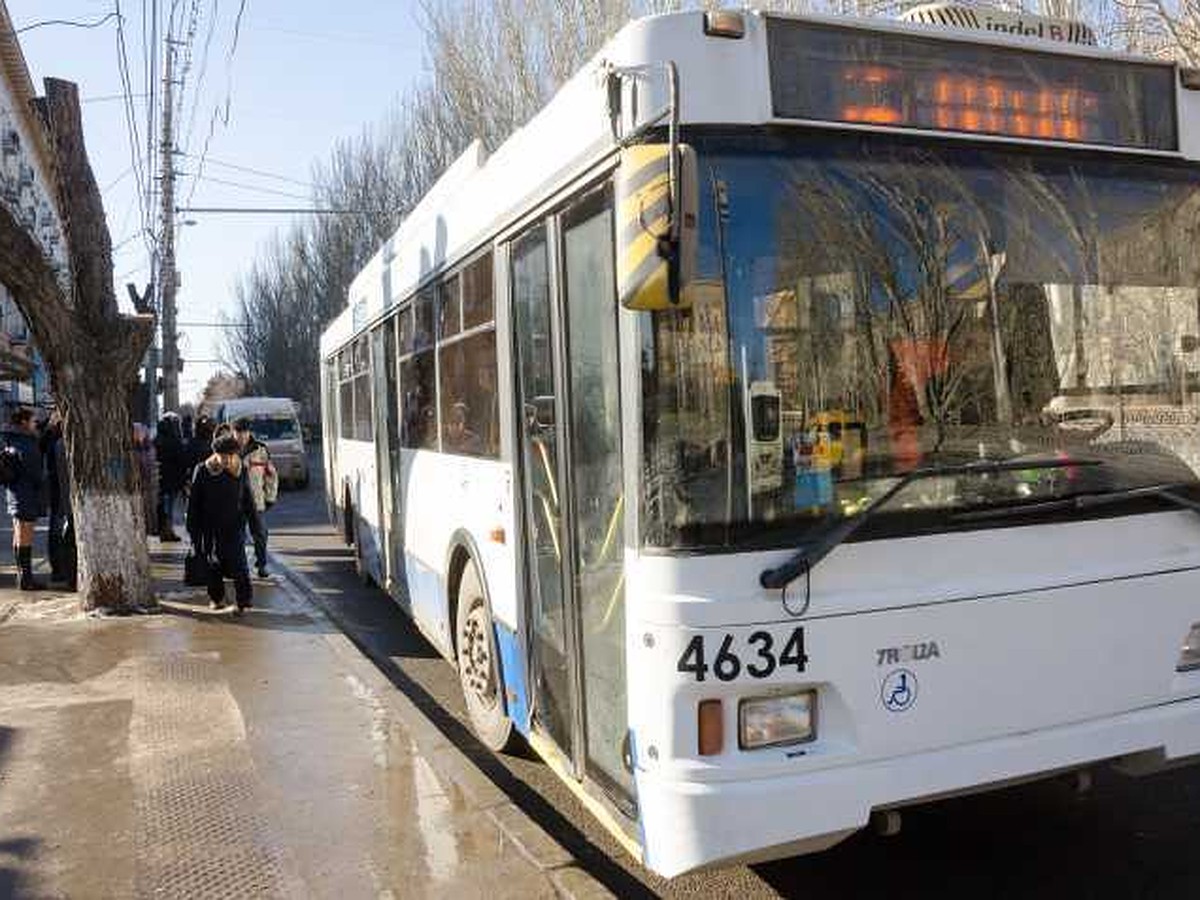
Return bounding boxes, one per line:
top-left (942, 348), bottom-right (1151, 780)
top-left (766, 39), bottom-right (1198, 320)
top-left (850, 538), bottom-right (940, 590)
top-left (14, 12), bottom-right (119, 33)
top-left (191, 174), bottom-right (311, 201)
top-left (113, 1), bottom-right (153, 254)
top-left (182, 0), bottom-right (219, 155)
top-left (181, 152), bottom-right (312, 188)
top-left (102, 166), bottom-right (135, 194)
top-left (184, 0), bottom-right (248, 209)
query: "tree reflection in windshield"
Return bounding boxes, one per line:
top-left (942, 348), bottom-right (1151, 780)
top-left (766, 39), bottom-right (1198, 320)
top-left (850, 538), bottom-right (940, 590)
top-left (640, 133), bottom-right (1200, 549)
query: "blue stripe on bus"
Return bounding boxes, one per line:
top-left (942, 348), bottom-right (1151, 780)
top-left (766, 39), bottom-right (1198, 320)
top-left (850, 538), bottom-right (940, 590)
top-left (493, 621), bottom-right (531, 732)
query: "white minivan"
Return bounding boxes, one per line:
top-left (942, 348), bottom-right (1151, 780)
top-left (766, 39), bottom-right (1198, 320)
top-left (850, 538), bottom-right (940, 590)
top-left (215, 396), bottom-right (309, 488)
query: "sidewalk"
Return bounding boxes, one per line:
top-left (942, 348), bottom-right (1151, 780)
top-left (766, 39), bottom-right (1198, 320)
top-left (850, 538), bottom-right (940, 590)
top-left (0, 544), bottom-right (567, 899)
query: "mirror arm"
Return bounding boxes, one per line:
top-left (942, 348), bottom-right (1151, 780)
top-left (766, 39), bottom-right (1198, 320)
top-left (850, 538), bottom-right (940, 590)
top-left (666, 61), bottom-right (681, 246)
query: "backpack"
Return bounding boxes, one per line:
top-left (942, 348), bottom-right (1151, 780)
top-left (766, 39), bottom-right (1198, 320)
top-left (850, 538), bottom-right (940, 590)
top-left (0, 445), bottom-right (23, 487)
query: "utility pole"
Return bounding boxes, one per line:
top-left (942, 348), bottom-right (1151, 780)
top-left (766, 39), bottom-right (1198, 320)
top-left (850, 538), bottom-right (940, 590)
top-left (159, 38), bottom-right (179, 412)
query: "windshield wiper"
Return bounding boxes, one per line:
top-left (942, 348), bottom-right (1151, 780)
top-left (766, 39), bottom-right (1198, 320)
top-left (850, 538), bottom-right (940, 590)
top-left (951, 482), bottom-right (1200, 524)
top-left (759, 457), bottom-right (1102, 592)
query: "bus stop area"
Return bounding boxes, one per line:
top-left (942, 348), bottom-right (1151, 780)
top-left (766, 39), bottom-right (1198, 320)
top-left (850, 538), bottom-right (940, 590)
top-left (0, 541), bottom-right (606, 900)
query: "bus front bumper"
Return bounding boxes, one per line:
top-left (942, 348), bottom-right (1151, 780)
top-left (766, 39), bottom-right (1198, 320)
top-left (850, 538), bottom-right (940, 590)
top-left (636, 695), bottom-right (1200, 877)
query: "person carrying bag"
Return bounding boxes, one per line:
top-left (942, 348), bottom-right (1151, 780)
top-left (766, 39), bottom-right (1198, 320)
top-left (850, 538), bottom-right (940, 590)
top-left (185, 426), bottom-right (259, 614)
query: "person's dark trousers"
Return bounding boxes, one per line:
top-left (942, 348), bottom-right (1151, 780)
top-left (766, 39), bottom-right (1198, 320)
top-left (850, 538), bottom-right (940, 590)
top-left (60, 515), bottom-right (77, 591)
top-left (247, 508), bottom-right (268, 571)
top-left (47, 506), bottom-right (65, 580)
top-left (207, 536), bottom-right (253, 610)
top-left (159, 491), bottom-right (181, 541)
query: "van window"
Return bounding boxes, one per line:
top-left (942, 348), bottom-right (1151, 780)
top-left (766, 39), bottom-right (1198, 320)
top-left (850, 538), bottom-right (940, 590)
top-left (244, 415), bottom-right (299, 441)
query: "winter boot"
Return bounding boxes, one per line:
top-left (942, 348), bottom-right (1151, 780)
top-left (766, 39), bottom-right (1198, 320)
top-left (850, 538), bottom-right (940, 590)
top-left (17, 547), bottom-right (46, 591)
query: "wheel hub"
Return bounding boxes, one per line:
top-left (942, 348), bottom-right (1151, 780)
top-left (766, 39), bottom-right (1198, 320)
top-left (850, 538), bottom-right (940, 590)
top-left (460, 606), bottom-right (496, 707)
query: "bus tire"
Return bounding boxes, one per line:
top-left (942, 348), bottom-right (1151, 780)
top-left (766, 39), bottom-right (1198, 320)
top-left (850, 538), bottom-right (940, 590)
top-left (352, 516), bottom-right (374, 586)
top-left (455, 560), bottom-right (515, 753)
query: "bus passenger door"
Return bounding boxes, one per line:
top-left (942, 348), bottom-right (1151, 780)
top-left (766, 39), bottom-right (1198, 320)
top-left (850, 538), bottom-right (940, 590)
top-left (559, 185), bottom-right (632, 803)
top-left (512, 222), bottom-right (578, 762)
top-left (371, 321), bottom-right (402, 589)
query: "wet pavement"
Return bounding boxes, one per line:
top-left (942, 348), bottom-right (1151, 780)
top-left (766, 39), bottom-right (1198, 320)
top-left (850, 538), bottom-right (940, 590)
top-left (0, 545), bottom-right (560, 899)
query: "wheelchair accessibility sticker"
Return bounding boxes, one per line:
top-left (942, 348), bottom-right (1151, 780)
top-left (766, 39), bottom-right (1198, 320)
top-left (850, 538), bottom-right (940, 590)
top-left (881, 668), bottom-right (918, 713)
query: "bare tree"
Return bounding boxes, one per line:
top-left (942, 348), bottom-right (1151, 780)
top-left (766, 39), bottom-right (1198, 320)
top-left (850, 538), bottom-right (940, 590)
top-left (0, 80), bottom-right (155, 611)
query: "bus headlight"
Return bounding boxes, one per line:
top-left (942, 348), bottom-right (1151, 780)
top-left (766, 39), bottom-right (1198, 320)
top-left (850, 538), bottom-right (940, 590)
top-left (738, 690), bottom-right (816, 750)
top-left (1176, 624), bottom-right (1200, 672)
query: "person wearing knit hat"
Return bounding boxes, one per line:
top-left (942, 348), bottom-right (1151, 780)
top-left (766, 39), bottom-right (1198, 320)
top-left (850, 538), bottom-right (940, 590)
top-left (184, 424), bottom-right (261, 613)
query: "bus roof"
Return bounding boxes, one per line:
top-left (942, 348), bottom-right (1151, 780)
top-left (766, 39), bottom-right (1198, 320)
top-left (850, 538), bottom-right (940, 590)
top-left (321, 8), bottom-right (1198, 357)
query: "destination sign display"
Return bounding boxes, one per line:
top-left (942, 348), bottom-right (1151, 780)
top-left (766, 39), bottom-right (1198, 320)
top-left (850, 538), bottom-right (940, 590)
top-left (767, 19), bottom-right (1177, 151)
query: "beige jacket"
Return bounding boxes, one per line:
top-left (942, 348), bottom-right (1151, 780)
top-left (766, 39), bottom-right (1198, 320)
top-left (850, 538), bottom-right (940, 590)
top-left (242, 440), bottom-right (278, 512)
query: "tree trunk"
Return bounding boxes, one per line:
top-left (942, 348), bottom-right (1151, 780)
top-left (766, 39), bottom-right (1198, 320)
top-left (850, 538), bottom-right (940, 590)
top-left (60, 362), bottom-right (153, 611)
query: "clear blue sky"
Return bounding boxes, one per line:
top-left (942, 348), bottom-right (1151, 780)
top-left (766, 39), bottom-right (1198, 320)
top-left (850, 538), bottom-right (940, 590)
top-left (9, 0), bottom-right (427, 404)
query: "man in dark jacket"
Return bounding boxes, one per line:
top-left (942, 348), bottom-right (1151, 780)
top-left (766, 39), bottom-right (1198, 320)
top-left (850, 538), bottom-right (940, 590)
top-left (186, 427), bottom-right (259, 613)
top-left (5, 407), bottom-right (44, 590)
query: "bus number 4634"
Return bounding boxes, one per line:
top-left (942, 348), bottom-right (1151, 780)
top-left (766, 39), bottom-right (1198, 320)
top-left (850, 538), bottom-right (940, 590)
top-left (676, 628), bottom-right (808, 682)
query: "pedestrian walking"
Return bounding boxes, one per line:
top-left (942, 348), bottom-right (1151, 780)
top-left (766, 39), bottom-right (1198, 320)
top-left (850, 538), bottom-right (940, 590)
top-left (186, 426), bottom-right (259, 614)
top-left (232, 417), bottom-right (278, 578)
top-left (132, 423), bottom-right (159, 536)
top-left (39, 411), bottom-right (71, 585)
top-left (185, 415), bottom-right (215, 479)
top-left (154, 412), bottom-right (187, 542)
top-left (4, 408), bottom-right (45, 590)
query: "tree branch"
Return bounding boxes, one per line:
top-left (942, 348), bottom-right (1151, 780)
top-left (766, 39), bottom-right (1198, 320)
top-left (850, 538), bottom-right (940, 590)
top-left (43, 78), bottom-right (119, 326)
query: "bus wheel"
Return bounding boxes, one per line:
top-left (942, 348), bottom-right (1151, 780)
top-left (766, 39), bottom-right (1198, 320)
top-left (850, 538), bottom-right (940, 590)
top-left (352, 517), bottom-right (374, 586)
top-left (455, 560), bottom-right (514, 752)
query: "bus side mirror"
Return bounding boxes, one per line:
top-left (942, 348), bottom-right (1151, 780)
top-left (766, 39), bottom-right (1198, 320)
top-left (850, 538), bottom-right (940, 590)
top-left (615, 143), bottom-right (698, 311)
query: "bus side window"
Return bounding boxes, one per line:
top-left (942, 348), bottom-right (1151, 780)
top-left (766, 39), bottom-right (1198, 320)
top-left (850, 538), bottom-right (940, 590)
top-left (438, 329), bottom-right (499, 458)
top-left (399, 352), bottom-right (437, 451)
top-left (339, 347), bottom-right (355, 441)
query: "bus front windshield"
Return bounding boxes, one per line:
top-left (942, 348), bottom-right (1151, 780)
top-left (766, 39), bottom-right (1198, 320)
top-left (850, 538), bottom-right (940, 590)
top-left (640, 133), bottom-right (1200, 550)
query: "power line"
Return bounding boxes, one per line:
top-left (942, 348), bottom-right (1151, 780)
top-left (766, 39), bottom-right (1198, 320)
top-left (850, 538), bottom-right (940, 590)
top-left (112, 231), bottom-right (142, 253)
top-left (102, 166), bottom-right (134, 193)
top-left (113, 1), bottom-right (152, 255)
top-left (191, 174), bottom-right (311, 201)
top-left (15, 12), bottom-right (119, 34)
top-left (177, 206), bottom-right (361, 215)
top-left (82, 91), bottom-right (150, 103)
top-left (182, 0), bottom-right (219, 154)
top-left (180, 152), bottom-right (312, 188)
top-left (185, 0), bottom-right (248, 209)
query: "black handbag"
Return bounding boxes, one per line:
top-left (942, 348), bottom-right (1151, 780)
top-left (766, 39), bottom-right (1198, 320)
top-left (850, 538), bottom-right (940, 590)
top-left (184, 548), bottom-right (210, 586)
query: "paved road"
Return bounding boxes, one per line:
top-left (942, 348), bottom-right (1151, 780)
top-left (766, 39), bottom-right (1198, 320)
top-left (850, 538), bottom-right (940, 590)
top-left (268, 450), bottom-right (1200, 899)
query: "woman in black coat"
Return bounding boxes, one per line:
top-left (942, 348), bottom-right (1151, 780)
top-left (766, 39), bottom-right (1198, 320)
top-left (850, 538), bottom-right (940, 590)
top-left (155, 413), bottom-right (187, 541)
top-left (186, 428), bottom-right (259, 613)
top-left (5, 407), bottom-right (44, 590)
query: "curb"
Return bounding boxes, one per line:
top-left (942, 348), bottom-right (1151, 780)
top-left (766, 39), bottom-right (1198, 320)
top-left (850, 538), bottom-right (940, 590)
top-left (266, 551), bottom-right (616, 900)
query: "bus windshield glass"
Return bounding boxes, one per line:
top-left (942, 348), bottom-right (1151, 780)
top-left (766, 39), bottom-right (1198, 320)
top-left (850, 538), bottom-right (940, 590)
top-left (640, 133), bottom-right (1200, 549)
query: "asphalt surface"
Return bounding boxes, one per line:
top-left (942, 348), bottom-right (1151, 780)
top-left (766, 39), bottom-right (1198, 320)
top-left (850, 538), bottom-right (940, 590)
top-left (268, 450), bottom-right (1200, 899)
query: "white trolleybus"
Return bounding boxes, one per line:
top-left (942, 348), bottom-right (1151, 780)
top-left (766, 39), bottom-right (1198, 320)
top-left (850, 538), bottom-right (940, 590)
top-left (321, 6), bottom-right (1200, 876)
